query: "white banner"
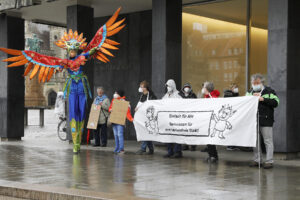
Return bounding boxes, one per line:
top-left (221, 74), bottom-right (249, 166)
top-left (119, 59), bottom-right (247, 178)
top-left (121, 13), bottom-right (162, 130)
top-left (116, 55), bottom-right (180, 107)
top-left (133, 96), bottom-right (259, 147)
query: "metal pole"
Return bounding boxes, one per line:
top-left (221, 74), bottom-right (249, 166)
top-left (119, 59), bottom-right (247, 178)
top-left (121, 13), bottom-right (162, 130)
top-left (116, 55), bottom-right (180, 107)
top-left (257, 111), bottom-right (261, 169)
top-left (246, 0), bottom-right (252, 91)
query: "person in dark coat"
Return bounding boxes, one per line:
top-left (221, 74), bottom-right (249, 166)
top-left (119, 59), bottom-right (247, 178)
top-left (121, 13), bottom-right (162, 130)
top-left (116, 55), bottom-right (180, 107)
top-left (202, 82), bottom-right (220, 163)
top-left (135, 81), bottom-right (157, 155)
top-left (224, 83), bottom-right (240, 151)
top-left (247, 74), bottom-right (279, 169)
top-left (179, 83), bottom-right (197, 151)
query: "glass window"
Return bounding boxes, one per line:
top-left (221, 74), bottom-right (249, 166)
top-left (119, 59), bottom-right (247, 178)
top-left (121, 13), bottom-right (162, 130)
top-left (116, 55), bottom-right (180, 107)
top-left (182, 0), bottom-right (247, 96)
top-left (250, 0), bottom-right (268, 84)
top-left (182, 0), bottom-right (268, 95)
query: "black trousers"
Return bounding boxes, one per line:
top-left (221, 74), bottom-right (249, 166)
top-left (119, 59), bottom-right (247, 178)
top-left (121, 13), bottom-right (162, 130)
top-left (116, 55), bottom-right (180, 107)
top-left (207, 145), bottom-right (218, 159)
top-left (94, 123), bottom-right (107, 146)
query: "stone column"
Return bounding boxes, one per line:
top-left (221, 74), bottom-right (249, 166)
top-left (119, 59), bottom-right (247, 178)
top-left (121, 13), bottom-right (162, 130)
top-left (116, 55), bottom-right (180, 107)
top-left (66, 5), bottom-right (94, 143)
top-left (152, 0), bottom-right (182, 98)
top-left (0, 14), bottom-right (24, 141)
top-left (268, 0), bottom-right (300, 155)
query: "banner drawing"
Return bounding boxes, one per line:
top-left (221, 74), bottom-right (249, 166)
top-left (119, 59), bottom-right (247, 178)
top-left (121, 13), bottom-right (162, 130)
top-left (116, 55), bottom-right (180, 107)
top-left (133, 96), bottom-right (259, 147)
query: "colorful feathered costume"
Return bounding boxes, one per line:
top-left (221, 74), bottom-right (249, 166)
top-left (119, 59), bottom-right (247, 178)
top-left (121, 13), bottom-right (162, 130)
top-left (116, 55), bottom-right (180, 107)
top-left (0, 8), bottom-right (125, 153)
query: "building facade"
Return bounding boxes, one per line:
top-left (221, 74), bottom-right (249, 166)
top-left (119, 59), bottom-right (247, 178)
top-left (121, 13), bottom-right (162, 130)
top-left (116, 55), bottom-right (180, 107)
top-left (0, 0), bottom-right (299, 155)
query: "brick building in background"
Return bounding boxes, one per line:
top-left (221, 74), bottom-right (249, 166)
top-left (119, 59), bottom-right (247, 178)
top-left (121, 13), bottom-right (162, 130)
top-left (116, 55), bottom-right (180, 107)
top-left (24, 21), bottom-right (66, 107)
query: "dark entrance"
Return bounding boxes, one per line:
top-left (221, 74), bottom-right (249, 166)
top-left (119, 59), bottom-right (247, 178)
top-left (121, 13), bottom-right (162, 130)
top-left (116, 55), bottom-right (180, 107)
top-left (48, 90), bottom-right (57, 106)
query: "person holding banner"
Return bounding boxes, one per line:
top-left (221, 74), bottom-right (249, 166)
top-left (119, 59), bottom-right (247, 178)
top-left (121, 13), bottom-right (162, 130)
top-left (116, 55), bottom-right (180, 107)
top-left (247, 74), bottom-right (279, 169)
top-left (162, 79), bottom-right (183, 158)
top-left (109, 90), bottom-right (134, 154)
top-left (93, 87), bottom-right (110, 147)
top-left (202, 82), bottom-right (220, 163)
top-left (135, 81), bottom-right (157, 155)
top-left (179, 83), bottom-right (197, 151)
top-left (224, 83), bottom-right (240, 151)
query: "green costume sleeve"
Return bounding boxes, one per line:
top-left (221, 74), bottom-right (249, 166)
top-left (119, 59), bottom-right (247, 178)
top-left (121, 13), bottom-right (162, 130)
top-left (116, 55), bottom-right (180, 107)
top-left (89, 47), bottom-right (97, 56)
top-left (261, 93), bottom-right (279, 108)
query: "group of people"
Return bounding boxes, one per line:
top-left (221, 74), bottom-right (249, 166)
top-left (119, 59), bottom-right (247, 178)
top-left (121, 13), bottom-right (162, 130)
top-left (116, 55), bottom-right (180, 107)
top-left (90, 73), bottom-right (279, 169)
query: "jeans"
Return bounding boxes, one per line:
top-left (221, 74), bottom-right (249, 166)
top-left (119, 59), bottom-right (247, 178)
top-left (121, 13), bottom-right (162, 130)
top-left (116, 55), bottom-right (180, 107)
top-left (94, 123), bottom-right (107, 146)
top-left (112, 124), bottom-right (124, 153)
top-left (254, 126), bottom-right (274, 163)
top-left (207, 145), bottom-right (218, 159)
top-left (167, 143), bottom-right (182, 155)
top-left (141, 141), bottom-right (154, 152)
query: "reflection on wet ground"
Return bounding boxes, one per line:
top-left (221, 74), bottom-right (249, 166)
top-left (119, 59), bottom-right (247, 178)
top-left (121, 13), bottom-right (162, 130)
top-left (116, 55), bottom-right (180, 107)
top-left (0, 140), bottom-right (299, 200)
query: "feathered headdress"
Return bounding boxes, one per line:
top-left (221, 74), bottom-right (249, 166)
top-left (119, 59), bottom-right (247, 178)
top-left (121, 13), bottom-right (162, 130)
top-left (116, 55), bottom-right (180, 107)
top-left (55, 29), bottom-right (87, 51)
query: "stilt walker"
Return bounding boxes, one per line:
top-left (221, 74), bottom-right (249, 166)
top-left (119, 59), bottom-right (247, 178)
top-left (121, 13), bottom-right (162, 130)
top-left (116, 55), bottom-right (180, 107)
top-left (0, 8), bottom-right (126, 153)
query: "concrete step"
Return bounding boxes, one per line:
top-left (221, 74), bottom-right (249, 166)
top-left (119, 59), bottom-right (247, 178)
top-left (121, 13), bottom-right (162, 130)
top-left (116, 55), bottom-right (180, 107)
top-left (0, 180), bottom-right (149, 200)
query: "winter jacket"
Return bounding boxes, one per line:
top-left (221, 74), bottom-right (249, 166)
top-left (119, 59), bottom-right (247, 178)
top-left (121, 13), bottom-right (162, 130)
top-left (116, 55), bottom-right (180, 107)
top-left (179, 83), bottom-right (197, 99)
top-left (224, 90), bottom-right (239, 98)
top-left (139, 90), bottom-right (157, 102)
top-left (108, 96), bottom-right (134, 122)
top-left (162, 79), bottom-right (182, 99)
top-left (93, 97), bottom-right (110, 125)
top-left (204, 90), bottom-right (220, 98)
top-left (246, 86), bottom-right (279, 127)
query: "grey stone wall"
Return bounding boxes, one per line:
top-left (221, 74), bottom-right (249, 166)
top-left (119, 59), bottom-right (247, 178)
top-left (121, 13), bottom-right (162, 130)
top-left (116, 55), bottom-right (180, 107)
top-left (93, 10), bottom-right (152, 139)
top-left (268, 0), bottom-right (300, 153)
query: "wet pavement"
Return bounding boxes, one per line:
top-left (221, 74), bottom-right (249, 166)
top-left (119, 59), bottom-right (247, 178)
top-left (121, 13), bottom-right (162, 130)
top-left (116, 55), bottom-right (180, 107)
top-left (0, 110), bottom-right (299, 199)
top-left (0, 138), bottom-right (300, 200)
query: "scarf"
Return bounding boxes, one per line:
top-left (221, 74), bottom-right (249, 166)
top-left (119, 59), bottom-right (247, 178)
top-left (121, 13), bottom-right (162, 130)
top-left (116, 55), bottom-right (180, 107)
top-left (94, 94), bottom-right (108, 105)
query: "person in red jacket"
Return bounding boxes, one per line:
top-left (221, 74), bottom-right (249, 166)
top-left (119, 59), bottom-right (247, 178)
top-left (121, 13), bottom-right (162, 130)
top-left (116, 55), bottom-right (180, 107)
top-left (109, 90), bottom-right (133, 154)
top-left (202, 82), bottom-right (220, 163)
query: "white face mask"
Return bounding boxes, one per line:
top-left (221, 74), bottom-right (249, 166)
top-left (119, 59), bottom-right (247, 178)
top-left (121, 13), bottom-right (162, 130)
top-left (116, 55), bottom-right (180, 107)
top-left (113, 93), bottom-right (119, 99)
top-left (167, 86), bottom-right (172, 93)
top-left (252, 84), bottom-right (262, 92)
top-left (184, 87), bottom-right (190, 93)
top-left (233, 88), bottom-right (239, 93)
top-left (138, 87), bottom-right (143, 93)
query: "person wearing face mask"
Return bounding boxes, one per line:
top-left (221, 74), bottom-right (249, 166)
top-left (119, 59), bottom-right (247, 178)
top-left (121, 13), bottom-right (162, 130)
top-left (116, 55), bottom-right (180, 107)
top-left (179, 83), bottom-right (197, 151)
top-left (162, 79), bottom-right (183, 158)
top-left (223, 83), bottom-right (240, 151)
top-left (135, 81), bottom-right (157, 155)
top-left (202, 82), bottom-right (220, 163)
top-left (108, 90), bottom-right (134, 154)
top-left (247, 74), bottom-right (279, 169)
top-left (224, 83), bottom-right (239, 98)
top-left (93, 87), bottom-right (110, 147)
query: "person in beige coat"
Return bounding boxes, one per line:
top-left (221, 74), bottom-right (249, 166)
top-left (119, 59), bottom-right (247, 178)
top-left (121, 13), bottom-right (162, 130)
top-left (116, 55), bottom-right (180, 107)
top-left (93, 87), bottom-right (110, 147)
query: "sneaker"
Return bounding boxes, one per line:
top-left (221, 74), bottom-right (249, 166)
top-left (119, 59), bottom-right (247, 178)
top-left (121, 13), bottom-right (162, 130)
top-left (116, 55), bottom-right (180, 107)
top-left (93, 144), bottom-right (100, 147)
top-left (226, 147), bottom-right (235, 151)
top-left (163, 154), bottom-right (173, 158)
top-left (146, 150), bottom-right (154, 155)
top-left (101, 144), bottom-right (107, 147)
top-left (249, 161), bottom-right (259, 167)
top-left (119, 150), bottom-right (125, 155)
top-left (136, 149), bottom-right (146, 155)
top-left (206, 157), bottom-right (218, 163)
top-left (263, 163), bottom-right (273, 169)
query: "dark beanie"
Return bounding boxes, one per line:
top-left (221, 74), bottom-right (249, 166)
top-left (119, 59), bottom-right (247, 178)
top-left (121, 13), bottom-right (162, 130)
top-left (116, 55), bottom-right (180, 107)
top-left (116, 89), bottom-right (125, 97)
